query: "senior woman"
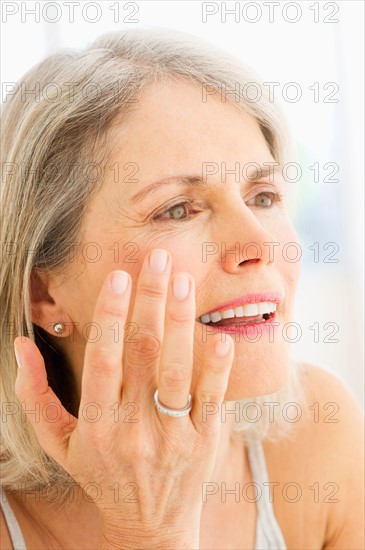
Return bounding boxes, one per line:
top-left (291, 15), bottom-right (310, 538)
top-left (0, 28), bottom-right (363, 550)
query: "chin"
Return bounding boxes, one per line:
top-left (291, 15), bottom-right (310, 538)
top-left (224, 340), bottom-right (292, 400)
top-left (192, 320), bottom-right (293, 400)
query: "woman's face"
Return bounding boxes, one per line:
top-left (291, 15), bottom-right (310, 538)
top-left (54, 79), bottom-right (300, 400)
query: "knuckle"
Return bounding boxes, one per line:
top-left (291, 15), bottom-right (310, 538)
top-left (99, 302), bottom-right (127, 318)
top-left (138, 280), bottom-right (165, 301)
top-left (126, 435), bottom-right (154, 462)
top-left (161, 365), bottom-right (188, 391)
top-left (87, 347), bottom-right (119, 377)
top-left (129, 331), bottom-right (161, 360)
top-left (199, 390), bottom-right (222, 405)
top-left (208, 361), bottom-right (226, 376)
top-left (166, 309), bottom-right (192, 324)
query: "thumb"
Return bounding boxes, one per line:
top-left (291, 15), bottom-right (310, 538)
top-left (13, 336), bottom-right (78, 466)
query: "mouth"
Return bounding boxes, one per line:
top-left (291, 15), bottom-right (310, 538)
top-left (196, 291), bottom-right (283, 328)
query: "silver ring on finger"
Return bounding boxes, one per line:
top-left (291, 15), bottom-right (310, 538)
top-left (153, 389), bottom-right (192, 417)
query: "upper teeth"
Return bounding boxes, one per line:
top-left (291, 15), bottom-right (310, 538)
top-left (199, 302), bottom-right (277, 324)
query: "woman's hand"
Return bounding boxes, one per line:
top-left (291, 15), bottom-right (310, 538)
top-left (13, 249), bottom-right (234, 549)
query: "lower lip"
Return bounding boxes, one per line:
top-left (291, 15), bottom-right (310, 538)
top-left (199, 313), bottom-right (280, 337)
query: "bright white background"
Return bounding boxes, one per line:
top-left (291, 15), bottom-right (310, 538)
top-left (1, 1), bottom-right (364, 406)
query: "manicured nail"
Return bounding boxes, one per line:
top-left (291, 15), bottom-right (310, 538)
top-left (14, 342), bottom-right (22, 368)
top-left (173, 274), bottom-right (190, 300)
top-left (215, 339), bottom-right (231, 358)
top-left (149, 249), bottom-right (168, 273)
top-left (111, 271), bottom-right (129, 295)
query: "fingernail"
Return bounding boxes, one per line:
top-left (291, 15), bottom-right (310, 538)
top-left (111, 271), bottom-right (129, 295)
top-left (215, 339), bottom-right (231, 358)
top-left (14, 342), bottom-right (22, 368)
top-left (149, 249), bottom-right (168, 273)
top-left (173, 274), bottom-right (190, 300)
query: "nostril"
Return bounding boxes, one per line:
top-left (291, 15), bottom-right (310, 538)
top-left (240, 258), bottom-right (260, 266)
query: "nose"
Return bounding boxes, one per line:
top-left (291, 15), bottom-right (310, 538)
top-left (213, 199), bottom-right (276, 274)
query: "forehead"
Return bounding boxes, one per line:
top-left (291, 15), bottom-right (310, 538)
top-left (108, 79), bottom-right (271, 171)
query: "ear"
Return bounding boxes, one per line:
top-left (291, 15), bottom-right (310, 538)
top-left (30, 270), bottom-right (74, 338)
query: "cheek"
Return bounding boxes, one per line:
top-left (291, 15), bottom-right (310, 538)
top-left (284, 256), bottom-right (301, 295)
top-left (123, 240), bottom-right (201, 275)
top-left (272, 217), bottom-right (301, 289)
top-left (122, 240), bottom-right (207, 317)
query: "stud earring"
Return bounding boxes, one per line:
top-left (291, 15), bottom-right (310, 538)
top-left (53, 323), bottom-right (64, 335)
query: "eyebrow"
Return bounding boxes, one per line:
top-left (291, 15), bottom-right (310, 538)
top-left (129, 164), bottom-right (282, 205)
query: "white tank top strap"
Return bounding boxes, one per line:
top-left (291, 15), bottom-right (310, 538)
top-left (0, 485), bottom-right (27, 550)
top-left (247, 440), bottom-right (287, 549)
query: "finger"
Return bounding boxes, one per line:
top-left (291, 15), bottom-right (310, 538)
top-left (157, 272), bottom-right (195, 410)
top-left (13, 336), bottom-right (77, 465)
top-left (190, 335), bottom-right (234, 436)
top-left (80, 270), bottom-right (131, 416)
top-left (122, 249), bottom-right (171, 399)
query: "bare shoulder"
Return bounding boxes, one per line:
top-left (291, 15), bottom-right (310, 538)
top-left (0, 504), bottom-right (13, 550)
top-left (295, 361), bottom-right (364, 452)
top-left (263, 362), bottom-right (364, 549)
top-left (298, 361), bottom-right (363, 409)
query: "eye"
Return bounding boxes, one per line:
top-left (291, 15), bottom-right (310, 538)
top-left (247, 192), bottom-right (281, 208)
top-left (153, 201), bottom-right (196, 222)
top-left (168, 203), bottom-right (188, 220)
